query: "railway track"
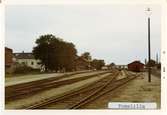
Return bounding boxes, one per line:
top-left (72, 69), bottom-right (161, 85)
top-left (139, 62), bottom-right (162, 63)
top-left (22, 72), bottom-right (117, 109)
top-left (24, 70), bottom-right (139, 109)
top-left (5, 70), bottom-right (110, 102)
top-left (71, 75), bottom-right (138, 109)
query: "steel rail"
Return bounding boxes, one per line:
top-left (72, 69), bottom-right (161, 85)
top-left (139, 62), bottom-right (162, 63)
top-left (70, 72), bottom-right (138, 109)
top-left (6, 71), bottom-right (110, 102)
top-left (23, 74), bottom-right (116, 109)
top-left (24, 71), bottom-right (119, 109)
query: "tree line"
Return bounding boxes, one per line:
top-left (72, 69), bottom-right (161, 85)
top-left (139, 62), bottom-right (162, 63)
top-left (33, 34), bottom-right (105, 72)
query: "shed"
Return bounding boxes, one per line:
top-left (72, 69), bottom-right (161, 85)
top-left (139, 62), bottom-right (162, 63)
top-left (128, 61), bottom-right (144, 72)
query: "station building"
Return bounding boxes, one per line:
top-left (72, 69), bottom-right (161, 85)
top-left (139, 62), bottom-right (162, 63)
top-left (13, 52), bottom-right (42, 70)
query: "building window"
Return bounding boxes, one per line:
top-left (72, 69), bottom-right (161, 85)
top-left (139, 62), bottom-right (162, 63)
top-left (31, 61), bottom-right (34, 65)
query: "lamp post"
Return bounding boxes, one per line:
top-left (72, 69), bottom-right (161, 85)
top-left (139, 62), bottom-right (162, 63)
top-left (146, 8), bottom-right (152, 82)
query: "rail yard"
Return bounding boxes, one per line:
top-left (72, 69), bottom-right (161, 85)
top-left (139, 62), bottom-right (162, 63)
top-left (4, 4), bottom-right (162, 112)
top-left (5, 69), bottom-right (160, 109)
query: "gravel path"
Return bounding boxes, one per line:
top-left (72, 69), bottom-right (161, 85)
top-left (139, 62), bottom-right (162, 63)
top-left (5, 70), bottom-right (93, 87)
top-left (6, 73), bottom-right (64, 87)
top-left (116, 70), bottom-right (127, 80)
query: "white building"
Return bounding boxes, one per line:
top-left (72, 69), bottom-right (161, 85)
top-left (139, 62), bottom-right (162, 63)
top-left (14, 52), bottom-right (42, 69)
top-left (115, 65), bottom-right (128, 69)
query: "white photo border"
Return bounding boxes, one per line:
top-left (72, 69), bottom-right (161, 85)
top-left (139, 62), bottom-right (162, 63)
top-left (0, 0), bottom-right (167, 115)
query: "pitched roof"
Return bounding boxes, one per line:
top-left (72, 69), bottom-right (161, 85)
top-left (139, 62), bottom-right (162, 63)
top-left (14, 52), bottom-right (34, 59)
top-left (5, 47), bottom-right (13, 52)
top-left (75, 56), bottom-right (90, 63)
top-left (128, 60), bottom-right (144, 65)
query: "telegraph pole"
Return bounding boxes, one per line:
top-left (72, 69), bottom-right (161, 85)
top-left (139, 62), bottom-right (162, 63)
top-left (146, 8), bottom-right (151, 82)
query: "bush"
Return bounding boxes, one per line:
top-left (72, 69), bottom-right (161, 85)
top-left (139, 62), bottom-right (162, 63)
top-left (14, 65), bottom-right (33, 74)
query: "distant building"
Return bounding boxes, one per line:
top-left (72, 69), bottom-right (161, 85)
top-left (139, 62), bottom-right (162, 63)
top-left (115, 65), bottom-right (128, 69)
top-left (128, 61), bottom-right (144, 72)
top-left (101, 66), bottom-right (109, 70)
top-left (109, 63), bottom-right (116, 69)
top-left (14, 52), bottom-right (41, 70)
top-left (5, 47), bottom-right (14, 73)
top-left (75, 56), bottom-right (91, 71)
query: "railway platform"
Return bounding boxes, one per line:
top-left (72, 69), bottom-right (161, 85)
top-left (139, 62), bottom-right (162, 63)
top-left (5, 70), bottom-right (92, 87)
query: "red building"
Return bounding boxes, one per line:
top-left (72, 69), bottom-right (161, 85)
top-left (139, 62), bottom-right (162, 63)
top-left (5, 47), bottom-right (14, 73)
top-left (128, 61), bottom-right (144, 72)
top-left (75, 56), bottom-right (91, 71)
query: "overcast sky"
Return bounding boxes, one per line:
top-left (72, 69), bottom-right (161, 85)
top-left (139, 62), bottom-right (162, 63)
top-left (5, 5), bottom-right (161, 65)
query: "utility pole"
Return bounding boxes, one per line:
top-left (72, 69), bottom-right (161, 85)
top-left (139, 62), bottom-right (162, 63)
top-left (146, 8), bottom-right (152, 82)
top-left (156, 53), bottom-right (159, 64)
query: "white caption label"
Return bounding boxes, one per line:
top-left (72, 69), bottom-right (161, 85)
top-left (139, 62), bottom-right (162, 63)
top-left (108, 102), bottom-right (157, 109)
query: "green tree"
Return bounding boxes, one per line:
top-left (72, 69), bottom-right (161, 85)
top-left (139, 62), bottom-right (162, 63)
top-left (156, 63), bottom-right (161, 69)
top-left (91, 59), bottom-right (105, 70)
top-left (81, 52), bottom-right (92, 61)
top-left (146, 59), bottom-right (156, 67)
top-left (110, 63), bottom-right (115, 66)
top-left (33, 34), bottom-right (77, 72)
